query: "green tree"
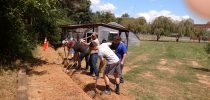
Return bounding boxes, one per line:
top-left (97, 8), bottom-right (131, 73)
top-left (61, 0), bottom-right (93, 24)
top-left (151, 16), bottom-right (173, 41)
top-left (134, 17), bottom-right (147, 34)
top-left (173, 19), bottom-right (194, 42)
top-left (24, 0), bottom-right (68, 42)
top-left (119, 17), bottom-right (135, 31)
top-left (194, 27), bottom-right (207, 43)
top-left (0, 0), bottom-right (32, 63)
top-left (92, 11), bottom-right (116, 23)
top-left (0, 0), bottom-right (69, 64)
top-left (121, 13), bottom-right (130, 18)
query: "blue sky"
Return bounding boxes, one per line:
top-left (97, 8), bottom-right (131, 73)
top-left (90, 0), bottom-right (209, 24)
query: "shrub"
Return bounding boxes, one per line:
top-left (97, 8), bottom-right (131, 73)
top-left (205, 43), bottom-right (210, 54)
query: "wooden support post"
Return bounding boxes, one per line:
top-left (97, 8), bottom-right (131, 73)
top-left (119, 31), bottom-right (122, 36)
top-left (125, 31), bottom-right (129, 48)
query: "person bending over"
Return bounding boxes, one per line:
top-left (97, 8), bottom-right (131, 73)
top-left (90, 42), bottom-right (121, 95)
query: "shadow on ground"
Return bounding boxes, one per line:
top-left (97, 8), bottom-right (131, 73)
top-left (191, 67), bottom-right (210, 72)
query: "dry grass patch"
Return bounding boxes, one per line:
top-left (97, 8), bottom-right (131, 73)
top-left (159, 59), bottom-right (167, 65)
top-left (191, 61), bottom-right (203, 68)
top-left (139, 71), bottom-right (155, 78)
top-left (174, 60), bottom-right (182, 66)
top-left (0, 70), bottom-right (17, 100)
top-left (126, 54), bottom-right (150, 65)
top-left (123, 67), bottom-right (132, 74)
top-left (196, 74), bottom-right (210, 87)
top-left (156, 65), bottom-right (176, 74)
top-left (157, 86), bottom-right (174, 99)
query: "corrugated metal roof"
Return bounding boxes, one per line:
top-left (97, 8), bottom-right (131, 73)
top-left (60, 23), bottom-right (129, 32)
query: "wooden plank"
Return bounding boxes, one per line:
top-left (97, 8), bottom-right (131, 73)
top-left (17, 68), bottom-right (28, 100)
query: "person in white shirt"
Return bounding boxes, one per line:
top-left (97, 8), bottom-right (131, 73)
top-left (89, 42), bottom-right (121, 95)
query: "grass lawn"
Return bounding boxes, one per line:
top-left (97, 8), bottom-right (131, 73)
top-left (124, 41), bottom-right (210, 100)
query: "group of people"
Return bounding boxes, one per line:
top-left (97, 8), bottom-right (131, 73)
top-left (63, 32), bottom-right (127, 95)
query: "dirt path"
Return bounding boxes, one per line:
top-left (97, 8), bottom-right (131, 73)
top-left (27, 46), bottom-right (91, 100)
top-left (69, 70), bottom-right (135, 100)
top-left (27, 46), bottom-right (135, 100)
top-left (27, 64), bottom-right (91, 100)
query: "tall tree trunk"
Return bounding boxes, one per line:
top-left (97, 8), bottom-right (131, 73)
top-left (176, 36), bottom-right (179, 42)
top-left (157, 35), bottom-right (160, 41)
top-left (176, 34), bottom-right (181, 42)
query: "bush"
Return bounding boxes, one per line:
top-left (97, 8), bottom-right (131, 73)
top-left (205, 43), bottom-right (210, 54)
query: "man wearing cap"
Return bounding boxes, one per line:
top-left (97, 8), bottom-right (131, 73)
top-left (67, 40), bottom-right (89, 70)
top-left (89, 41), bottom-right (121, 95)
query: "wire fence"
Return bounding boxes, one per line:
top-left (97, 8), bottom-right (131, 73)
top-left (138, 34), bottom-right (210, 43)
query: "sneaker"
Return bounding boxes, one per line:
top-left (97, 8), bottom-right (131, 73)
top-left (120, 77), bottom-right (124, 83)
top-left (115, 87), bottom-right (120, 95)
top-left (85, 67), bottom-right (89, 71)
top-left (103, 89), bottom-right (111, 95)
top-left (88, 72), bottom-right (94, 77)
top-left (94, 76), bottom-right (99, 80)
top-left (75, 67), bottom-right (82, 72)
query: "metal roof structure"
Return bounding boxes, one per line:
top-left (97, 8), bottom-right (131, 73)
top-left (60, 23), bottom-right (130, 32)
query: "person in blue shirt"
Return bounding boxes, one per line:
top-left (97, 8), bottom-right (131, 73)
top-left (113, 36), bottom-right (127, 83)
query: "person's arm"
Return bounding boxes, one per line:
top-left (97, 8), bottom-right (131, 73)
top-left (66, 46), bottom-right (70, 58)
top-left (99, 57), bottom-right (105, 72)
top-left (98, 51), bottom-right (105, 72)
top-left (80, 39), bottom-right (90, 46)
top-left (120, 44), bottom-right (127, 65)
top-left (120, 53), bottom-right (127, 65)
top-left (73, 52), bottom-right (79, 62)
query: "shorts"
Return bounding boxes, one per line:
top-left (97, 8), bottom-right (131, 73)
top-left (104, 62), bottom-right (121, 77)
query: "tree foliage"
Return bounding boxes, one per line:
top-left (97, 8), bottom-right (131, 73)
top-left (121, 13), bottom-right (130, 18)
top-left (60, 0), bottom-right (93, 24)
top-left (151, 16), bottom-right (173, 41)
top-left (205, 43), bottom-right (210, 54)
top-left (92, 11), bottom-right (116, 23)
top-left (0, 0), bottom-right (68, 64)
top-left (119, 17), bottom-right (147, 34)
top-left (194, 27), bottom-right (207, 43)
top-left (173, 19), bottom-right (194, 42)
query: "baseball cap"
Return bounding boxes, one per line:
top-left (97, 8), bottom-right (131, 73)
top-left (67, 41), bottom-right (75, 47)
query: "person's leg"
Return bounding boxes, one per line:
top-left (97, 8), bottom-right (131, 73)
top-left (92, 53), bottom-right (99, 78)
top-left (103, 65), bottom-right (111, 94)
top-left (104, 74), bottom-right (110, 86)
top-left (89, 54), bottom-right (94, 75)
top-left (78, 53), bottom-right (84, 70)
top-left (85, 53), bottom-right (89, 70)
top-left (114, 74), bottom-right (120, 84)
top-left (114, 63), bottom-right (121, 94)
top-left (103, 73), bottom-right (111, 94)
top-left (114, 74), bottom-right (120, 95)
top-left (120, 64), bottom-right (124, 83)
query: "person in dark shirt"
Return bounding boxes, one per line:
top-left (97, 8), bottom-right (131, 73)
top-left (113, 36), bottom-right (127, 83)
top-left (67, 40), bottom-right (89, 70)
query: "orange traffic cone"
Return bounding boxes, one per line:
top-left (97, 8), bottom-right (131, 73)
top-left (43, 37), bottom-right (48, 51)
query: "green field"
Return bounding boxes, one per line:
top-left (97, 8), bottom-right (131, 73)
top-left (124, 41), bottom-right (210, 100)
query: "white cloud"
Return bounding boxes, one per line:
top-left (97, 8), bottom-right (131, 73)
top-left (90, 0), bottom-right (116, 12)
top-left (98, 3), bottom-right (116, 12)
top-left (90, 0), bottom-right (100, 5)
top-left (135, 10), bottom-right (190, 22)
